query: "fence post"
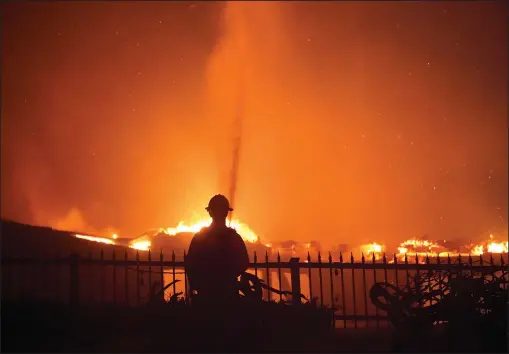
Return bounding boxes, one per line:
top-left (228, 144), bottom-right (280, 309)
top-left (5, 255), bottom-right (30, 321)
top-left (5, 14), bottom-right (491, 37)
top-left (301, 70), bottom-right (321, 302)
top-left (290, 257), bottom-right (301, 306)
top-left (69, 253), bottom-right (80, 307)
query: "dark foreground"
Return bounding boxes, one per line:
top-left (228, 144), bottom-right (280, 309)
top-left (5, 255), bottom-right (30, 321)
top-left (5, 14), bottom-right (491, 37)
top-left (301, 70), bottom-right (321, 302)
top-left (2, 302), bottom-right (507, 353)
top-left (2, 301), bottom-right (336, 353)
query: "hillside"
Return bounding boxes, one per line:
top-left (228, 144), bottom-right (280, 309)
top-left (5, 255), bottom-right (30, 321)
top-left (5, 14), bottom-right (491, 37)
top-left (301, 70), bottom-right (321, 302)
top-left (2, 219), bottom-right (158, 261)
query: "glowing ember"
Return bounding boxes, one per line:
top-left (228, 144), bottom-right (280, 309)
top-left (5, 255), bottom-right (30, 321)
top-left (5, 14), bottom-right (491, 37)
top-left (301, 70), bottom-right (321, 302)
top-left (75, 234), bottom-right (116, 245)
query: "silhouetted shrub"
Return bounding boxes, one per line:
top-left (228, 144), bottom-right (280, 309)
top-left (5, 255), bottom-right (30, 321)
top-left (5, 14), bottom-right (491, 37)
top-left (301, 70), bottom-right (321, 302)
top-left (370, 260), bottom-right (508, 352)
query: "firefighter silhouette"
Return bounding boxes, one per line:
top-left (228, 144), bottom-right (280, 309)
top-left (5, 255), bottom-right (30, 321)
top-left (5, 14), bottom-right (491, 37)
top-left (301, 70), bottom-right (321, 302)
top-left (186, 194), bottom-right (249, 305)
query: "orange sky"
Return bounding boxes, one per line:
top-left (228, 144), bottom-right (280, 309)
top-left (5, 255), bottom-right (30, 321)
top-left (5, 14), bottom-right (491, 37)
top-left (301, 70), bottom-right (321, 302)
top-left (1, 1), bottom-right (507, 250)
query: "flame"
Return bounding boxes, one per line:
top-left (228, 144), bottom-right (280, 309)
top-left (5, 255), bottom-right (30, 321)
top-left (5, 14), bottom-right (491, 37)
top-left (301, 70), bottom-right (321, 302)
top-left (397, 239), bottom-right (440, 254)
top-left (75, 234), bottom-right (116, 245)
top-left (74, 218), bottom-right (258, 252)
top-left (128, 218), bottom-right (259, 251)
top-left (470, 234), bottom-right (508, 255)
top-left (72, 220), bottom-right (506, 261)
top-left (392, 238), bottom-right (447, 262)
top-left (388, 233), bottom-right (508, 263)
top-left (487, 241), bottom-right (508, 253)
top-left (471, 244), bottom-right (484, 255)
top-left (130, 240), bottom-right (151, 251)
top-left (163, 218), bottom-right (258, 243)
top-left (360, 243), bottom-right (383, 260)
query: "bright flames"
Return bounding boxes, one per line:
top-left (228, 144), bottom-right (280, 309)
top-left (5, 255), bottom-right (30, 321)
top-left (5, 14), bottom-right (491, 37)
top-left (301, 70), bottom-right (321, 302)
top-left (129, 240), bottom-right (151, 251)
top-left (165, 219), bottom-right (258, 243)
top-left (470, 234), bottom-right (508, 255)
top-left (75, 234), bottom-right (116, 245)
top-left (74, 221), bottom-right (507, 260)
top-left (364, 233), bottom-right (508, 263)
top-left (360, 243), bottom-right (384, 260)
top-left (129, 218), bottom-right (259, 251)
top-left (74, 218), bottom-right (259, 252)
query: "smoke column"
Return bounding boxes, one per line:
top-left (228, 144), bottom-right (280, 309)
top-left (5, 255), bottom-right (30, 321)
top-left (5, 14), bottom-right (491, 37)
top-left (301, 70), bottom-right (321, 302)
top-left (204, 3), bottom-right (254, 217)
top-left (203, 1), bottom-right (294, 236)
top-left (226, 3), bottom-right (248, 220)
top-left (3, 2), bottom-right (505, 246)
top-left (228, 70), bottom-right (245, 223)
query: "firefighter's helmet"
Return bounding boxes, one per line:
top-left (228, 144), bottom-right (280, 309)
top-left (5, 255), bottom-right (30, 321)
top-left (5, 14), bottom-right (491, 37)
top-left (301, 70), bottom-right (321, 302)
top-left (205, 194), bottom-right (233, 213)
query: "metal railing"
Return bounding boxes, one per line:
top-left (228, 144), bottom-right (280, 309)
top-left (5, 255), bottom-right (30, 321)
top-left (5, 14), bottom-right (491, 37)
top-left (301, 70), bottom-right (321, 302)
top-left (2, 250), bottom-right (507, 329)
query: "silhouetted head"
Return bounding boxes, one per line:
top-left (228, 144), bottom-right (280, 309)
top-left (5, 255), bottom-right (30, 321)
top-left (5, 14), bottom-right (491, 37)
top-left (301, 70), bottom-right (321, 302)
top-left (205, 194), bottom-right (233, 221)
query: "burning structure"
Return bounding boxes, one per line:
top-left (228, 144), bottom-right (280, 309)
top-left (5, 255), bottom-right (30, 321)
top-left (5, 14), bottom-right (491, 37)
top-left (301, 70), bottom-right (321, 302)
top-left (68, 217), bottom-right (508, 311)
top-left (74, 217), bottom-right (508, 264)
top-left (125, 218), bottom-right (268, 260)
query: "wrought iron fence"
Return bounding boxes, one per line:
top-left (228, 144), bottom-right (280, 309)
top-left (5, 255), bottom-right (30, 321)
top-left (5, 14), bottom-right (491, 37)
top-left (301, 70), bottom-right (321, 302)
top-left (2, 250), bottom-right (507, 329)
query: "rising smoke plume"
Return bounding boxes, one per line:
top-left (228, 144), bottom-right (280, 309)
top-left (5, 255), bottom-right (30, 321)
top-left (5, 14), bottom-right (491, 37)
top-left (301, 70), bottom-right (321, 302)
top-left (1, 2), bottom-right (507, 249)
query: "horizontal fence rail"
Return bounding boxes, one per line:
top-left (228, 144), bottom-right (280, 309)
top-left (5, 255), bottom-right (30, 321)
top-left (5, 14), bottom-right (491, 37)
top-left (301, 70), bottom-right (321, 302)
top-left (2, 250), bottom-right (507, 329)
top-left (4, 257), bottom-right (507, 271)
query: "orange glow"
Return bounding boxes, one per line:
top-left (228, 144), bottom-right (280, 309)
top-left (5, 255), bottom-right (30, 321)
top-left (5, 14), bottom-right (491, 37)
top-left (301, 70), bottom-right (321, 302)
top-left (2, 2), bottom-right (507, 261)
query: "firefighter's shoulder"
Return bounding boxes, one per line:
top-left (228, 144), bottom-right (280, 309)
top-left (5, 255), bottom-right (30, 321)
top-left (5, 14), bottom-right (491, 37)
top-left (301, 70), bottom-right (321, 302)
top-left (194, 227), bottom-right (210, 238)
top-left (226, 227), bottom-right (243, 238)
